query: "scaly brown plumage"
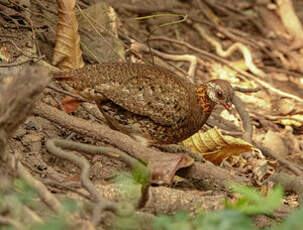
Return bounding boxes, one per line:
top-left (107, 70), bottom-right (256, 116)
top-left (53, 63), bottom-right (234, 145)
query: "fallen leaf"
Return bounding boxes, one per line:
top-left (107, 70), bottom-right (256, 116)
top-left (280, 114), bottom-right (303, 127)
top-left (182, 127), bottom-right (254, 164)
top-left (53, 0), bottom-right (84, 70)
top-left (61, 96), bottom-right (82, 113)
top-left (148, 154), bottom-right (194, 185)
top-left (262, 130), bottom-right (288, 157)
top-left (272, 98), bottom-right (295, 115)
top-left (77, 2), bottom-right (125, 63)
top-left (0, 45), bottom-right (11, 62)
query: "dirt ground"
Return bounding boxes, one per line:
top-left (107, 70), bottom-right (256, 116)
top-left (1, 0), bottom-right (303, 229)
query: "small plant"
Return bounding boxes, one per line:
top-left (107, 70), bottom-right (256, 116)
top-left (0, 179), bottom-right (80, 230)
top-left (227, 184), bottom-right (283, 215)
top-left (152, 184), bottom-right (285, 230)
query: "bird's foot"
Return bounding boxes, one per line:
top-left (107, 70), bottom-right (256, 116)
top-left (153, 144), bottom-right (205, 163)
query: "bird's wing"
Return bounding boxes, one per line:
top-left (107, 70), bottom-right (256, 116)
top-left (94, 64), bottom-right (194, 127)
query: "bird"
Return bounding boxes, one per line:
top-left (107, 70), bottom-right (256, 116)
top-left (53, 62), bottom-right (234, 146)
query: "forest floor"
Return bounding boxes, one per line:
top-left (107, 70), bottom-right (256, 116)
top-left (1, 0), bottom-right (303, 229)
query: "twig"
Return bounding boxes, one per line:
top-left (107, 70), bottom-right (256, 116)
top-left (34, 103), bottom-right (244, 191)
top-left (46, 139), bottom-right (121, 227)
top-left (130, 40), bottom-right (197, 83)
top-left (47, 84), bottom-right (86, 102)
top-left (47, 139), bottom-right (148, 175)
top-left (16, 162), bottom-right (63, 213)
top-left (270, 172), bottom-right (303, 204)
top-left (46, 139), bottom-right (102, 202)
top-left (76, 4), bottom-right (125, 62)
top-left (0, 55), bottom-right (45, 67)
top-left (264, 66), bottom-right (303, 78)
top-left (202, 1), bottom-right (276, 58)
top-left (16, 153), bottom-right (96, 228)
top-left (6, 0), bottom-right (56, 25)
top-left (233, 86), bottom-right (261, 93)
top-left (32, 0), bottom-right (57, 15)
top-left (255, 143), bottom-right (302, 176)
top-left (81, 102), bottom-right (105, 122)
top-left (264, 115), bottom-right (303, 124)
top-left (43, 179), bottom-right (91, 200)
top-left (91, 200), bottom-right (120, 226)
top-left (192, 22), bottom-right (266, 78)
top-left (149, 36), bottom-right (303, 103)
top-left (0, 40), bottom-right (37, 59)
top-left (147, 36), bottom-right (255, 143)
top-left (45, 138), bottom-right (150, 209)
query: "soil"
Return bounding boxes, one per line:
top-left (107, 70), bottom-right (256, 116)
top-left (1, 0), bottom-right (303, 229)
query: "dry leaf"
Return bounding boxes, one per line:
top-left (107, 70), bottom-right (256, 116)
top-left (210, 60), bottom-right (248, 83)
top-left (272, 98), bottom-right (295, 115)
top-left (77, 2), bottom-right (125, 63)
top-left (61, 96), bottom-right (82, 113)
top-left (182, 127), bottom-right (254, 164)
top-left (280, 114), bottom-right (303, 127)
top-left (0, 45), bottom-right (11, 62)
top-left (148, 154), bottom-right (194, 185)
top-left (262, 130), bottom-right (288, 157)
top-left (53, 0), bottom-right (84, 70)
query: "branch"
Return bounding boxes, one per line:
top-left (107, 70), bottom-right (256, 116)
top-left (97, 184), bottom-right (224, 214)
top-left (34, 103), bottom-right (244, 191)
top-left (277, 0), bottom-right (303, 41)
top-left (149, 36), bottom-right (303, 103)
top-left (46, 139), bottom-right (108, 203)
top-left (46, 139), bottom-right (120, 226)
top-left (192, 22), bottom-right (266, 78)
top-left (130, 40), bottom-right (197, 83)
top-left (16, 162), bottom-right (63, 213)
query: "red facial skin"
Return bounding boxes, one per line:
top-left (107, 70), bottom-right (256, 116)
top-left (220, 101), bottom-right (232, 111)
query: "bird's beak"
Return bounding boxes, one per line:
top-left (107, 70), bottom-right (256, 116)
top-left (220, 101), bottom-right (232, 111)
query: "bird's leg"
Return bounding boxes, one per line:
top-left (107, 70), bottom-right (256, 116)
top-left (152, 144), bottom-right (205, 163)
top-left (132, 135), bottom-right (151, 147)
top-left (154, 144), bottom-right (190, 153)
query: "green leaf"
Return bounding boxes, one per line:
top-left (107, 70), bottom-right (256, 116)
top-left (173, 211), bottom-right (189, 222)
top-left (14, 179), bottom-right (37, 204)
top-left (31, 216), bottom-right (69, 230)
top-left (131, 164), bottom-right (150, 190)
top-left (153, 209), bottom-right (258, 230)
top-left (231, 184), bottom-right (261, 203)
top-left (153, 215), bottom-right (173, 230)
top-left (152, 212), bottom-right (189, 230)
top-left (198, 210), bottom-right (257, 230)
top-left (229, 184), bottom-right (283, 215)
top-left (61, 198), bottom-right (79, 213)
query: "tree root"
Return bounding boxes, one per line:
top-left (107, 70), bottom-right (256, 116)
top-left (34, 102), bottom-right (244, 191)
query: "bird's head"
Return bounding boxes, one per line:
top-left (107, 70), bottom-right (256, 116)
top-left (206, 79), bottom-right (234, 111)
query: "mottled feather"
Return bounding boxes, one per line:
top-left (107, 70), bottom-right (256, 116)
top-left (55, 63), bottom-right (197, 127)
top-left (53, 63), bottom-right (233, 144)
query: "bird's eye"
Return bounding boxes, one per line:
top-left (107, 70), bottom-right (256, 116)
top-left (216, 91), bottom-right (224, 99)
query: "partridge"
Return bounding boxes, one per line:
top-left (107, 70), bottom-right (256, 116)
top-left (54, 63), bottom-right (234, 145)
